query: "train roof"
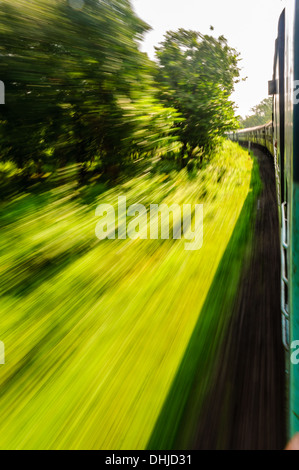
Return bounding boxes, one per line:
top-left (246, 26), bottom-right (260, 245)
top-left (232, 122), bottom-right (272, 134)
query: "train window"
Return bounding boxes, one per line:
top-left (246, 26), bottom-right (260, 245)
top-left (285, 281), bottom-right (289, 310)
top-left (284, 247), bottom-right (288, 279)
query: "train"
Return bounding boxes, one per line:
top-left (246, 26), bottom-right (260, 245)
top-left (227, 0), bottom-right (299, 442)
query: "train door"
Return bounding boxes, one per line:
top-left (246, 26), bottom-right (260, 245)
top-left (285, 0), bottom-right (299, 439)
top-left (271, 10), bottom-right (289, 353)
top-left (271, 6), bottom-right (291, 438)
top-left (278, 11), bottom-right (289, 358)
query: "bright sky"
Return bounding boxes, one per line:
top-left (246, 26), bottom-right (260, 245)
top-left (132, 0), bottom-right (286, 118)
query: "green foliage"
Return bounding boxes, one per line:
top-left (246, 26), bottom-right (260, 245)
top-left (0, 141), bottom-right (256, 449)
top-left (0, 0), bottom-right (178, 172)
top-left (240, 97), bottom-right (273, 128)
top-left (148, 150), bottom-right (262, 450)
top-left (154, 29), bottom-right (241, 157)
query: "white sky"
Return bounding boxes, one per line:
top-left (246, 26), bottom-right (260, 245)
top-left (131, 0), bottom-right (286, 117)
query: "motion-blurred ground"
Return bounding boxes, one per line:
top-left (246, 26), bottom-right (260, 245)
top-left (0, 142), bottom-right (258, 449)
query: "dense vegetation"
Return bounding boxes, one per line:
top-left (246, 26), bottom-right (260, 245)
top-left (0, 0), bottom-right (241, 174)
top-left (0, 141), bottom-right (260, 449)
top-left (155, 29), bottom-right (241, 160)
top-left (0, 1), bottom-right (262, 450)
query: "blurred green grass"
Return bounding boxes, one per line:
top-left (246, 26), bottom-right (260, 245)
top-left (148, 150), bottom-right (261, 449)
top-left (0, 141), bottom-right (259, 449)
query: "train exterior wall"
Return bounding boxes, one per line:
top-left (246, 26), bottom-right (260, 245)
top-left (286, 0), bottom-right (299, 439)
top-left (228, 0), bottom-right (299, 440)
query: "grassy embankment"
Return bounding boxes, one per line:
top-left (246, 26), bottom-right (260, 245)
top-left (0, 141), bottom-right (261, 449)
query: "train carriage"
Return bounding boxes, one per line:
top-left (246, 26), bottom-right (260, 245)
top-left (228, 0), bottom-right (299, 440)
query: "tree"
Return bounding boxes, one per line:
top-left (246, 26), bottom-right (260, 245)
top-left (155, 29), bottom-right (242, 161)
top-left (239, 97), bottom-right (273, 129)
top-left (0, 0), bottom-right (178, 172)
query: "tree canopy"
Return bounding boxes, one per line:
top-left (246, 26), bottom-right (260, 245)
top-left (0, 3), bottom-right (243, 174)
top-left (155, 29), bottom-right (242, 157)
top-left (0, 0), bottom-right (179, 171)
